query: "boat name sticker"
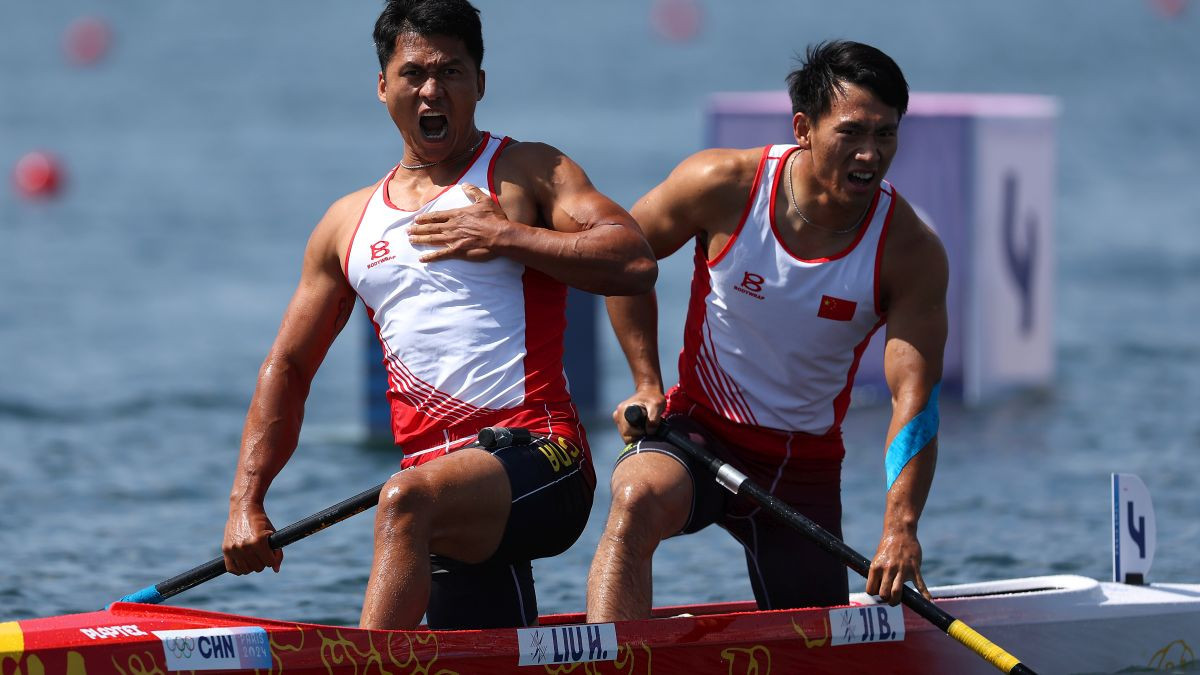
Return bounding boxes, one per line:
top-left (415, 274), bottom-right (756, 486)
top-left (152, 627), bottom-right (272, 671)
top-left (80, 624), bottom-right (148, 640)
top-left (829, 605), bottom-right (906, 646)
top-left (517, 623), bottom-right (618, 666)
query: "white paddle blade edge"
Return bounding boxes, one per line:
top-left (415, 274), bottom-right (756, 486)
top-left (1112, 473), bottom-right (1156, 584)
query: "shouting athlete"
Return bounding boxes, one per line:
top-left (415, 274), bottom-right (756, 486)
top-left (587, 41), bottom-right (947, 620)
top-left (221, 0), bottom-right (655, 630)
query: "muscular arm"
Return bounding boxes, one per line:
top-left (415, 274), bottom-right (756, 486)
top-left (609, 149), bottom-right (756, 440)
top-left (409, 142), bottom-right (656, 295)
top-left (222, 193), bottom-right (362, 574)
top-left (866, 200), bottom-right (948, 604)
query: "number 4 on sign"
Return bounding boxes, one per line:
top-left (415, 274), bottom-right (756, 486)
top-left (1112, 473), bottom-right (1156, 585)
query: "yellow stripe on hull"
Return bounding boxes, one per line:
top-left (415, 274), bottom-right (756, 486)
top-left (0, 621), bottom-right (25, 659)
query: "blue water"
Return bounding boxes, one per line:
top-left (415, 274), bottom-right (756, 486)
top-left (2, 1), bottom-right (1199, 631)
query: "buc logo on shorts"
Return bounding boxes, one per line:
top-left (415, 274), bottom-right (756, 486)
top-left (536, 436), bottom-right (581, 472)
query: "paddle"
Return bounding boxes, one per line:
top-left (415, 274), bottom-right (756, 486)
top-left (118, 481), bottom-right (385, 604)
top-left (117, 426), bottom-right (530, 605)
top-left (623, 405), bottom-right (1038, 675)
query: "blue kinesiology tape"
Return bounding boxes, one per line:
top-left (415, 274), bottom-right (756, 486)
top-left (884, 382), bottom-right (940, 490)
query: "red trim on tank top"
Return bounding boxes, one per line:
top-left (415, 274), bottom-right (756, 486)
top-left (368, 301), bottom-right (580, 453)
top-left (770, 175), bottom-right (882, 264)
top-left (708, 145), bottom-right (772, 268)
top-left (362, 298), bottom-right (507, 433)
top-left (519, 266), bottom-right (569, 403)
top-left (666, 387), bottom-right (844, 461)
top-left (873, 183), bottom-right (898, 316)
top-left (486, 136), bottom-right (512, 206)
top-left (381, 132), bottom-right (493, 212)
top-left (696, 316), bottom-right (759, 425)
top-left (678, 243), bottom-right (717, 413)
top-left (831, 316), bottom-right (886, 429)
top-left (342, 176), bottom-right (386, 280)
top-left (694, 348), bottom-right (747, 424)
top-left (764, 146), bottom-right (793, 255)
top-left (383, 350), bottom-right (499, 422)
top-left (681, 239), bottom-right (759, 426)
top-left (399, 400), bottom-right (592, 476)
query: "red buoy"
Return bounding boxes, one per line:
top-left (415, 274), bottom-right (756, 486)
top-left (13, 151), bottom-right (64, 199)
top-left (63, 16), bottom-right (112, 66)
top-left (1149, 0), bottom-right (1187, 18)
top-left (650, 0), bottom-right (703, 43)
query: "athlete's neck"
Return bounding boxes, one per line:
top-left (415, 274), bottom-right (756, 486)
top-left (399, 131), bottom-right (485, 171)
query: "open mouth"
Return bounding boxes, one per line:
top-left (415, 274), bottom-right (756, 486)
top-left (419, 113), bottom-right (449, 140)
top-left (848, 170), bottom-right (875, 186)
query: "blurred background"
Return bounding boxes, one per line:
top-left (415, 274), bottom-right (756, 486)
top-left (1, 0), bottom-right (1197, 626)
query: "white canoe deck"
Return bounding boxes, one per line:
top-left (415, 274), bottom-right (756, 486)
top-left (845, 574), bottom-right (1200, 673)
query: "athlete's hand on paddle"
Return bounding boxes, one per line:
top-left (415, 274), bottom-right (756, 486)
top-left (866, 528), bottom-right (930, 605)
top-left (613, 387), bottom-right (666, 443)
top-left (222, 502), bottom-right (283, 575)
top-left (409, 183), bottom-right (506, 262)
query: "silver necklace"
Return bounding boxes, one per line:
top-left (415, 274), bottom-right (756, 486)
top-left (399, 133), bottom-right (484, 170)
top-left (785, 149), bottom-right (867, 236)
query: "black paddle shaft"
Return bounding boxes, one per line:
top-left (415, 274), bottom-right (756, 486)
top-left (148, 481), bottom-right (385, 601)
top-left (622, 405), bottom-right (1037, 675)
top-left (132, 424), bottom-right (536, 603)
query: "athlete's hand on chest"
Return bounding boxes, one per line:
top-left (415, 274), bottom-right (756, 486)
top-left (409, 183), bottom-right (516, 263)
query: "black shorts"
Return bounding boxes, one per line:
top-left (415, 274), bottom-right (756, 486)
top-left (614, 414), bottom-right (848, 610)
top-left (426, 435), bottom-right (594, 629)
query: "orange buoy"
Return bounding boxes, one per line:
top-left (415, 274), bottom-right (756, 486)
top-left (13, 151), bottom-right (64, 199)
top-left (63, 16), bottom-right (111, 66)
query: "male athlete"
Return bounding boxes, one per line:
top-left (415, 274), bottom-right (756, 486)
top-left (221, 0), bottom-right (656, 630)
top-left (587, 41), bottom-right (946, 620)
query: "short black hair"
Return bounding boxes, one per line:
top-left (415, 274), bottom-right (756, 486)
top-left (786, 41), bottom-right (909, 123)
top-left (373, 0), bottom-right (484, 71)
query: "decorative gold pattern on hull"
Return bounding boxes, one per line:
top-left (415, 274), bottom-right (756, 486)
top-left (791, 617), bottom-right (830, 648)
top-left (1148, 639), bottom-right (1195, 671)
top-left (721, 645), bottom-right (771, 674)
top-left (112, 650), bottom-right (165, 675)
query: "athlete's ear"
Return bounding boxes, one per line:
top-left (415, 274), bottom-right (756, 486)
top-left (378, 71), bottom-right (387, 103)
top-left (793, 112), bottom-right (812, 150)
top-left (476, 69), bottom-right (486, 101)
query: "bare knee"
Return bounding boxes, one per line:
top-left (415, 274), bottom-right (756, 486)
top-left (605, 475), bottom-right (689, 555)
top-left (375, 472), bottom-right (434, 537)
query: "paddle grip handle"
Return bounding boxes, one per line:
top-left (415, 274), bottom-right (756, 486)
top-left (623, 404), bottom-right (649, 430)
top-left (478, 426), bottom-right (532, 449)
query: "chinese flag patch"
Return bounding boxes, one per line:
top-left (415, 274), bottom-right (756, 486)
top-left (817, 295), bottom-right (857, 321)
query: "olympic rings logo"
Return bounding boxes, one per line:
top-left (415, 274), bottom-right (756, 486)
top-left (166, 636), bottom-right (196, 659)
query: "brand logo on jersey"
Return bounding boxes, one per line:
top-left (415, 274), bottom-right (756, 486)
top-left (367, 240), bottom-right (397, 269)
top-left (733, 271), bottom-right (766, 300)
top-left (817, 295), bottom-right (857, 321)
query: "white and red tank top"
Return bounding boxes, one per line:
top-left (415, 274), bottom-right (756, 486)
top-left (675, 144), bottom-right (895, 439)
top-left (344, 133), bottom-right (585, 463)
